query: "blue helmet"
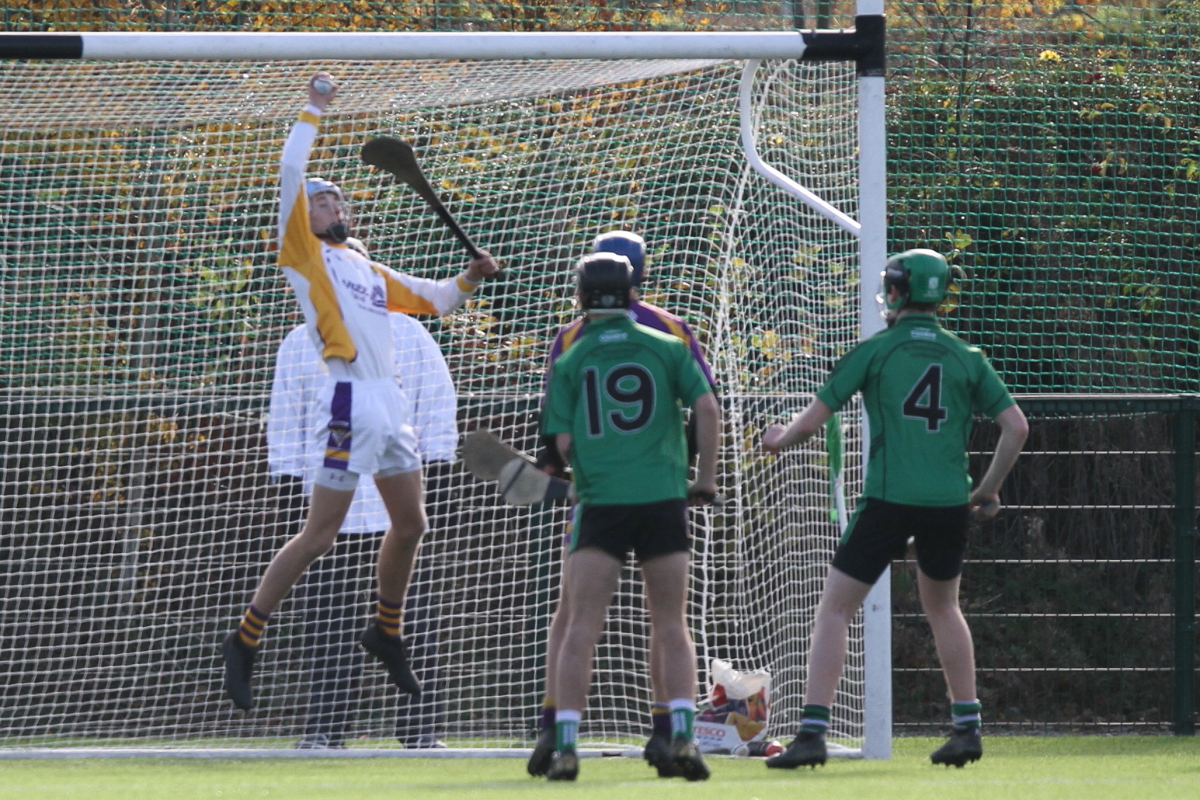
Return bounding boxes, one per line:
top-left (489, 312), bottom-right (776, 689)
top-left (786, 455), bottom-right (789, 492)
top-left (591, 231), bottom-right (646, 286)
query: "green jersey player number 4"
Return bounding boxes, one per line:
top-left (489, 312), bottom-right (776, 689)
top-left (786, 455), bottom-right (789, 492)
top-left (816, 301), bottom-right (1015, 507)
top-left (761, 248), bottom-right (1028, 773)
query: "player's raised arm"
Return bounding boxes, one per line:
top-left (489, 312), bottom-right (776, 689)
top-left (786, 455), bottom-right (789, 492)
top-left (278, 74), bottom-right (337, 243)
top-left (277, 73), bottom-right (342, 241)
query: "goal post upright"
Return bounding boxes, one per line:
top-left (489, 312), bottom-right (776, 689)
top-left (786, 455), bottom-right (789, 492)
top-left (855, 0), bottom-right (892, 763)
top-left (0, 14), bottom-right (889, 758)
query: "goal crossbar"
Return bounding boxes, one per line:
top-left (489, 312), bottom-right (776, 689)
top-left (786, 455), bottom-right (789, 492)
top-left (1, 24), bottom-right (883, 64)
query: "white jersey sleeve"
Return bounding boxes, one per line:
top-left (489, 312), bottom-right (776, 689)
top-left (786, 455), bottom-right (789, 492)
top-left (373, 260), bottom-right (478, 317)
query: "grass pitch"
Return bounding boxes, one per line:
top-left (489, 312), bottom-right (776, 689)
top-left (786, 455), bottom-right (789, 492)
top-left (2, 737), bottom-right (1198, 800)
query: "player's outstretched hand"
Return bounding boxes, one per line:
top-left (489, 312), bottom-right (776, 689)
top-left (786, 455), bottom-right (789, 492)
top-left (762, 423), bottom-right (788, 454)
top-left (307, 72), bottom-right (338, 111)
top-left (465, 250), bottom-right (499, 283)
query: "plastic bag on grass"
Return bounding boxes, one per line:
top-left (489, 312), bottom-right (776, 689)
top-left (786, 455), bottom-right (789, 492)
top-left (695, 658), bottom-right (775, 755)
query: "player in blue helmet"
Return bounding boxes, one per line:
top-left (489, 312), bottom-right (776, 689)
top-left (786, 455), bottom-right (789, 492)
top-left (591, 231), bottom-right (646, 286)
top-left (540, 252), bottom-right (718, 781)
top-left (527, 234), bottom-right (720, 780)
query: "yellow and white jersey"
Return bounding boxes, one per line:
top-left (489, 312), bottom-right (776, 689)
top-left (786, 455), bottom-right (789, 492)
top-left (277, 105), bottom-right (477, 381)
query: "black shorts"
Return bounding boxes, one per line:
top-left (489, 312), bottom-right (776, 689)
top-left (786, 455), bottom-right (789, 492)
top-left (831, 499), bottom-right (970, 584)
top-left (571, 499), bottom-right (690, 562)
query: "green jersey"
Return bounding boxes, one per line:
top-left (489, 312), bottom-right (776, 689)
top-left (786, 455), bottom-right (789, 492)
top-left (544, 314), bottom-right (712, 505)
top-left (816, 313), bottom-right (1015, 507)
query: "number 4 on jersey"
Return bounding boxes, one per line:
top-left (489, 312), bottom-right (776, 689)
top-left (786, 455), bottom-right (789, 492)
top-left (903, 364), bottom-right (948, 432)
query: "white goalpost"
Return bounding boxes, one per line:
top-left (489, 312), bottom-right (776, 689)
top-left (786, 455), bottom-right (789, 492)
top-left (0, 6), bottom-right (887, 760)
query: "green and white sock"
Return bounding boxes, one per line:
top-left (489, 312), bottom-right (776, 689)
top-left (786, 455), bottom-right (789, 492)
top-left (555, 709), bottom-right (581, 753)
top-left (668, 698), bottom-right (696, 740)
top-left (800, 703), bottom-right (831, 735)
top-left (951, 700), bottom-right (982, 731)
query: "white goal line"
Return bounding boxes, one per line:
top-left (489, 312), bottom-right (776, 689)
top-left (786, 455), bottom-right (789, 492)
top-left (0, 745), bottom-right (865, 760)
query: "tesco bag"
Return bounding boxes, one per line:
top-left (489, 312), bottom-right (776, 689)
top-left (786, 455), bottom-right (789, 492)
top-left (694, 658), bottom-right (771, 754)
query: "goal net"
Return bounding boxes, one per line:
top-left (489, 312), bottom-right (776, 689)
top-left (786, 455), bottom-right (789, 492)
top-left (0, 55), bottom-right (865, 753)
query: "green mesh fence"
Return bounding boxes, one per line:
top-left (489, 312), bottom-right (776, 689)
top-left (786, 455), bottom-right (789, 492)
top-left (888, 0), bottom-right (1200, 394)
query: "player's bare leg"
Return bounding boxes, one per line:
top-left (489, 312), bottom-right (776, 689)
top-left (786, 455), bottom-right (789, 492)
top-left (360, 469), bottom-right (427, 696)
top-left (641, 551), bottom-right (708, 781)
top-left (548, 547), bottom-right (623, 781)
top-left (803, 566), bottom-right (874, 708)
top-left (919, 569), bottom-right (983, 767)
top-left (528, 561), bottom-right (571, 776)
top-left (223, 485), bottom-right (355, 710)
top-left (533, 554), bottom-right (675, 777)
top-left (375, 469), bottom-right (428, 602)
top-left (252, 486), bottom-right (355, 613)
top-left (917, 570), bottom-right (975, 701)
top-left (643, 623), bottom-right (679, 775)
top-left (767, 566), bottom-right (872, 769)
top-left (555, 547), bottom-right (621, 712)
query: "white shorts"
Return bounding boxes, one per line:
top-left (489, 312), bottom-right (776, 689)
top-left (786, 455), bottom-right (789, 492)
top-left (311, 377), bottom-right (421, 488)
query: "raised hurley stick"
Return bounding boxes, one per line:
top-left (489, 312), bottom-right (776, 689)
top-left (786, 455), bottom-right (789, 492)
top-left (361, 136), bottom-right (484, 259)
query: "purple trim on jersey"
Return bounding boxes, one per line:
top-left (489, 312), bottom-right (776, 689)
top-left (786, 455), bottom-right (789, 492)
top-left (546, 319), bottom-right (585, 371)
top-left (323, 381), bottom-right (353, 470)
top-left (543, 301), bottom-right (717, 391)
top-left (628, 300), bottom-right (718, 389)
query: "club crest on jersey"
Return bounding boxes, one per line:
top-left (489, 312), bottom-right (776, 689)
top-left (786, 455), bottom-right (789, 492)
top-left (371, 285), bottom-right (386, 309)
top-left (598, 329), bottom-right (628, 343)
top-left (324, 422), bottom-right (352, 470)
top-left (326, 421), bottom-right (351, 446)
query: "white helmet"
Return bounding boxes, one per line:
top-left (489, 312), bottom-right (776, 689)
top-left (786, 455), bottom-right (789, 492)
top-left (305, 177), bottom-right (350, 243)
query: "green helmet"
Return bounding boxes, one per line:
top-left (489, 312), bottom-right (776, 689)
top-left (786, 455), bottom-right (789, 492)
top-left (881, 248), bottom-right (951, 311)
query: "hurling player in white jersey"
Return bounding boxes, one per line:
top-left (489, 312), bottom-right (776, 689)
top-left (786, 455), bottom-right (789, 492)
top-left (270, 293), bottom-right (459, 750)
top-left (222, 72), bottom-right (498, 712)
